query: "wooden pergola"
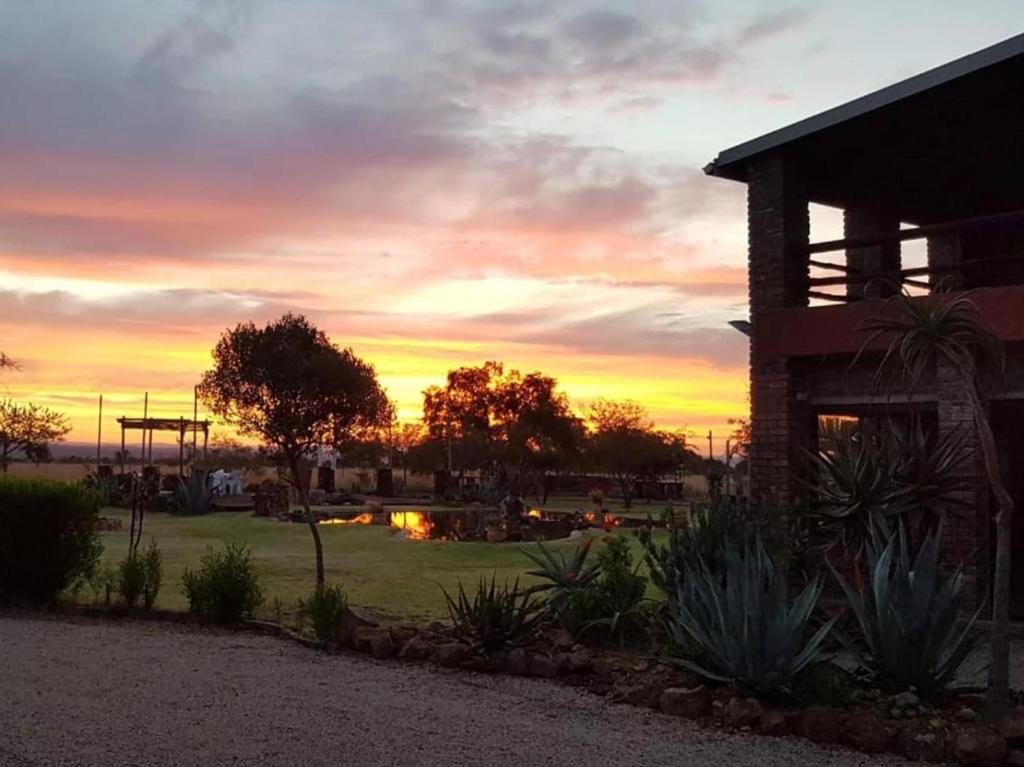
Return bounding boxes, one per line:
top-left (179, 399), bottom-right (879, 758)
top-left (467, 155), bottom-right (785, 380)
top-left (116, 416), bottom-right (210, 476)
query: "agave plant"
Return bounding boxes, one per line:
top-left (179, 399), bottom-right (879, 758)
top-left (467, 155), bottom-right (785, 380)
top-left (831, 526), bottom-right (979, 700)
top-left (175, 470), bottom-right (218, 515)
top-left (442, 574), bottom-right (544, 652)
top-left (806, 417), bottom-right (968, 561)
top-left (523, 538), bottom-right (600, 602)
top-left (666, 536), bottom-right (835, 695)
top-left (859, 287), bottom-right (1012, 711)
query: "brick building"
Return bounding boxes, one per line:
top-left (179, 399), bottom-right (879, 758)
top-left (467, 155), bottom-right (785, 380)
top-left (706, 34), bottom-right (1024, 612)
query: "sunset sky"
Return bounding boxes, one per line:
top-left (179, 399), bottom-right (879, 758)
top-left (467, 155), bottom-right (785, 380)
top-left (2, 1), bottom-right (1021, 451)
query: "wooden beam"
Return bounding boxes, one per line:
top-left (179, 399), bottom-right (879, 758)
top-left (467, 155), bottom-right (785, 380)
top-left (805, 207), bottom-right (1024, 255)
top-left (807, 290), bottom-right (849, 302)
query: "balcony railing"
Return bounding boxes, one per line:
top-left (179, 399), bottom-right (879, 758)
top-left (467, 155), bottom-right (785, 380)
top-left (802, 207), bottom-right (1024, 303)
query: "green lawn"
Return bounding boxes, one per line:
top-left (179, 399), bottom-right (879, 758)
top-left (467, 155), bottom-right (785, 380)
top-left (95, 508), bottom-right (660, 624)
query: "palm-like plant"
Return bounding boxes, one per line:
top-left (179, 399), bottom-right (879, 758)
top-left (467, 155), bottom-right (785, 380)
top-left (859, 287), bottom-right (1013, 714)
top-left (832, 526), bottom-right (979, 700)
top-left (666, 536), bottom-right (836, 695)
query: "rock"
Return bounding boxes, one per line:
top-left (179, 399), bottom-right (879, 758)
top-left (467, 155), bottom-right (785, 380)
top-left (565, 648), bottom-right (592, 673)
top-left (801, 706), bottom-right (844, 744)
top-left (339, 606), bottom-right (378, 646)
top-left (659, 686), bottom-right (710, 719)
top-left (843, 710), bottom-right (892, 754)
top-left (459, 655), bottom-right (491, 673)
top-left (486, 651), bottom-right (508, 673)
top-left (888, 690), bottom-right (925, 719)
top-left (507, 649), bottom-right (529, 676)
top-left (529, 654), bottom-right (560, 678)
top-left (435, 643), bottom-right (470, 668)
top-left (722, 697), bottom-right (763, 729)
top-left (398, 635), bottom-right (432, 661)
top-left (1008, 748), bottom-right (1024, 766)
top-left (895, 721), bottom-right (951, 764)
top-left (1001, 709), bottom-right (1024, 742)
top-left (956, 726), bottom-right (1008, 766)
top-left (352, 626), bottom-right (394, 658)
top-left (759, 709), bottom-right (788, 737)
top-left (553, 628), bottom-right (576, 649)
top-left (957, 707), bottom-right (983, 724)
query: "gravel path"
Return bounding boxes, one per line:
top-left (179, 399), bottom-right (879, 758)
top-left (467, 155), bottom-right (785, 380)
top-left (1, 616), bottom-right (913, 767)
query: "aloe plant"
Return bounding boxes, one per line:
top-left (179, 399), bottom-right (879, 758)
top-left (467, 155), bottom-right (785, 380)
top-left (175, 470), bottom-right (218, 515)
top-left (523, 538), bottom-right (600, 600)
top-left (806, 418), bottom-right (967, 560)
top-left (666, 537), bottom-right (835, 694)
top-left (442, 574), bottom-right (543, 652)
top-left (832, 526), bottom-right (979, 699)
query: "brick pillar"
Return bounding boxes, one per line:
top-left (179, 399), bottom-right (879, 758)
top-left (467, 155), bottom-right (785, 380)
top-left (936, 361), bottom-right (988, 609)
top-left (747, 154), bottom-right (812, 534)
top-left (927, 233), bottom-right (965, 290)
top-left (844, 207), bottom-right (901, 300)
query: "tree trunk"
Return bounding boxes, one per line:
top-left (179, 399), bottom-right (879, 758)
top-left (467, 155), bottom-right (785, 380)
top-left (963, 382), bottom-right (1015, 717)
top-left (289, 453), bottom-right (325, 591)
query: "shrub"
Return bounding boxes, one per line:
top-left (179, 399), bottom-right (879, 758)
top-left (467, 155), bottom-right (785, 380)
top-left (666, 536), bottom-right (835, 695)
top-left (640, 498), bottom-right (746, 604)
top-left (116, 540), bottom-right (162, 609)
top-left (832, 526), bottom-right (979, 699)
top-left (0, 478), bottom-right (102, 603)
top-left (141, 539), bottom-right (162, 609)
top-left (443, 574), bottom-right (543, 652)
top-left (306, 583), bottom-right (348, 643)
top-left (175, 470), bottom-right (218, 516)
top-left (182, 543), bottom-right (263, 623)
top-left (117, 555), bottom-right (146, 608)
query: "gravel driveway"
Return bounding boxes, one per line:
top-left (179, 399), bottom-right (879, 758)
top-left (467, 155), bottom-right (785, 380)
top-left (1, 615), bottom-right (912, 767)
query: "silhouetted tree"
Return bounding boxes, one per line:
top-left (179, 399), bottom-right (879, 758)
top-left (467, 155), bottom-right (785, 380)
top-left (0, 399), bottom-right (70, 473)
top-left (422, 362), bottom-right (583, 497)
top-left (198, 314), bottom-right (390, 589)
top-left (587, 399), bottom-right (690, 509)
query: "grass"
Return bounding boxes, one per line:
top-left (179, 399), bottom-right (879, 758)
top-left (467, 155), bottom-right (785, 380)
top-left (94, 507), bottom-right (661, 624)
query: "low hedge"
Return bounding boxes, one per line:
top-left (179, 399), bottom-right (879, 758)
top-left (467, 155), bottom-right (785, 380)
top-left (0, 478), bottom-right (102, 603)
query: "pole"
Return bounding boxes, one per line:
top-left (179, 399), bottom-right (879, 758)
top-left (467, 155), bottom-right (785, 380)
top-left (120, 420), bottom-right (126, 475)
top-left (96, 394), bottom-right (103, 470)
top-left (178, 418), bottom-right (185, 477)
top-left (707, 430), bottom-right (713, 461)
top-left (142, 392), bottom-right (148, 468)
top-left (192, 385), bottom-right (198, 468)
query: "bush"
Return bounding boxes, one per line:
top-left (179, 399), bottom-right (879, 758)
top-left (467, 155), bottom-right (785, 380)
top-left (116, 540), bottom-right (162, 609)
top-left (306, 583), bottom-right (348, 643)
top-left (141, 539), bottom-right (162, 609)
top-left (666, 536), bottom-right (835, 695)
top-left (443, 574), bottom-right (543, 652)
top-left (832, 526), bottom-right (979, 699)
top-left (640, 499), bottom-right (746, 604)
top-left (117, 555), bottom-right (146, 608)
top-left (0, 478), bottom-right (102, 603)
top-left (182, 543), bottom-right (263, 623)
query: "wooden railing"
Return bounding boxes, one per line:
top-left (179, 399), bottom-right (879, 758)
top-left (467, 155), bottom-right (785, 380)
top-left (802, 208), bottom-right (1024, 303)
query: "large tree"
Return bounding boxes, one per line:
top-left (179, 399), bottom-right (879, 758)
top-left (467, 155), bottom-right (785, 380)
top-left (0, 399), bottom-right (70, 473)
top-left (198, 314), bottom-right (390, 589)
top-left (422, 362), bottom-right (582, 498)
top-left (862, 289), bottom-right (1013, 716)
top-left (587, 399), bottom-right (690, 509)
